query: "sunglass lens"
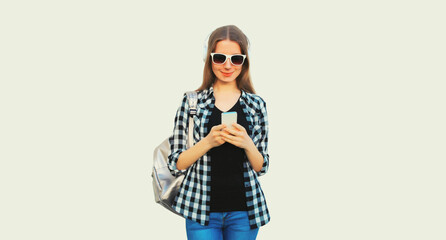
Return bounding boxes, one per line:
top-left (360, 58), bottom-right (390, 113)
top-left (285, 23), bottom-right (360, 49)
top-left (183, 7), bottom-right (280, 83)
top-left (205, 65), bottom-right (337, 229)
top-left (213, 54), bottom-right (226, 64)
top-left (231, 55), bottom-right (244, 65)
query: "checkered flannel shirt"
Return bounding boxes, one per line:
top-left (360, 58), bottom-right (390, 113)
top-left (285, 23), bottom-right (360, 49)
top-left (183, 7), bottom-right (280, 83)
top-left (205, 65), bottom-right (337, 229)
top-left (167, 86), bottom-right (270, 229)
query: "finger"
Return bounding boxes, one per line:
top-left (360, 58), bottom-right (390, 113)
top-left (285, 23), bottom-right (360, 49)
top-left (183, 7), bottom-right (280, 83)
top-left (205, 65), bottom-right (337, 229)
top-left (222, 135), bottom-right (239, 147)
top-left (232, 123), bottom-right (245, 132)
top-left (214, 124), bottom-right (227, 131)
top-left (225, 128), bottom-right (240, 136)
top-left (221, 132), bottom-right (237, 142)
top-left (221, 133), bottom-right (231, 142)
top-left (222, 136), bottom-right (231, 144)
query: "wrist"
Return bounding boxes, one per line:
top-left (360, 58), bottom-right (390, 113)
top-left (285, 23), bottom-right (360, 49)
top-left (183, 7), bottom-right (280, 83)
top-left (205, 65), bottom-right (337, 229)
top-left (202, 136), bottom-right (213, 149)
top-left (245, 141), bottom-right (257, 153)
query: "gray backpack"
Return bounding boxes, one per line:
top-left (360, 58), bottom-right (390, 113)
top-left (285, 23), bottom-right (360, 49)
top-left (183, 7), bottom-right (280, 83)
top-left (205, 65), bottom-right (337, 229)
top-left (151, 91), bottom-right (197, 216)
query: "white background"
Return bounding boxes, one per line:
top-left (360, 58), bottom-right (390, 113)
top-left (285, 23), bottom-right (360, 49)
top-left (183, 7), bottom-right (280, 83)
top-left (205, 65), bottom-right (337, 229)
top-left (1, 0), bottom-right (445, 239)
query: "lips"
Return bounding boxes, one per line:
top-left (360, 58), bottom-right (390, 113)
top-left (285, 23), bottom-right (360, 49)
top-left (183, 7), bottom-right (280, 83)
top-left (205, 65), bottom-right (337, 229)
top-left (221, 72), bottom-right (233, 77)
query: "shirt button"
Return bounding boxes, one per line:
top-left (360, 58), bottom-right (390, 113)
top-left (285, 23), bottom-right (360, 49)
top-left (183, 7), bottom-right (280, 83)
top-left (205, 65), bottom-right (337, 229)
top-left (245, 183), bottom-right (250, 187)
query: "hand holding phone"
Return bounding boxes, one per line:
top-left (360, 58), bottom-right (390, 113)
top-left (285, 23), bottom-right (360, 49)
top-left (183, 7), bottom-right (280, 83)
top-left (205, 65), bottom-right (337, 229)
top-left (221, 111), bottom-right (237, 130)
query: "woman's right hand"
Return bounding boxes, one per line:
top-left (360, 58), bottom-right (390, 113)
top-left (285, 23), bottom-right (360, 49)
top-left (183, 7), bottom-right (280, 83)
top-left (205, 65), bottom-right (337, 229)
top-left (204, 124), bottom-right (227, 148)
top-left (177, 124), bottom-right (227, 171)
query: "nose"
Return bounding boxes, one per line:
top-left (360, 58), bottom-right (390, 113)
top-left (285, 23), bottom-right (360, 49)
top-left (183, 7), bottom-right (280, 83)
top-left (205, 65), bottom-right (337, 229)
top-left (224, 57), bottom-right (232, 69)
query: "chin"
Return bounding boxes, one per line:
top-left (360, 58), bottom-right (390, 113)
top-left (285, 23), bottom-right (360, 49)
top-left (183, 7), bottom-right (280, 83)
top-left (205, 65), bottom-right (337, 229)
top-left (220, 74), bottom-right (239, 82)
top-left (219, 78), bottom-right (235, 83)
top-left (218, 77), bottom-right (236, 83)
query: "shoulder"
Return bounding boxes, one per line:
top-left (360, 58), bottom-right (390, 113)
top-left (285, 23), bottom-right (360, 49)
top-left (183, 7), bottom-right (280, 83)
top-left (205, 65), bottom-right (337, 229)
top-left (179, 90), bottom-right (199, 103)
top-left (196, 88), bottom-right (210, 101)
top-left (178, 92), bottom-right (188, 105)
top-left (243, 91), bottom-right (267, 109)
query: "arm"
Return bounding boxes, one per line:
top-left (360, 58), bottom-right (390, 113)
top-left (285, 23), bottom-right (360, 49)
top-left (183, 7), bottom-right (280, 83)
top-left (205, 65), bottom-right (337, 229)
top-left (167, 93), bottom-right (189, 175)
top-left (221, 98), bottom-right (270, 175)
top-left (222, 122), bottom-right (269, 174)
top-left (176, 137), bottom-right (211, 170)
top-left (178, 124), bottom-right (228, 170)
top-left (167, 93), bottom-right (226, 173)
top-left (244, 141), bottom-right (265, 173)
top-left (253, 98), bottom-right (270, 176)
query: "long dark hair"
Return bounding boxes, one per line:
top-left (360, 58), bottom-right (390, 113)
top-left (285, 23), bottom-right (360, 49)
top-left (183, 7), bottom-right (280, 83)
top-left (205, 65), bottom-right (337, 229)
top-left (196, 25), bottom-right (255, 94)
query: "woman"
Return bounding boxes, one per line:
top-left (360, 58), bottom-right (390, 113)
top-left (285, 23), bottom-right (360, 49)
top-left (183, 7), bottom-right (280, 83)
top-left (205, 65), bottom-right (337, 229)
top-left (167, 25), bottom-right (270, 240)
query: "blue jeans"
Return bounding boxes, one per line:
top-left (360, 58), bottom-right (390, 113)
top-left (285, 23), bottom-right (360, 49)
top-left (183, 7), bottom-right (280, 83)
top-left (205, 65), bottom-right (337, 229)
top-left (185, 211), bottom-right (259, 240)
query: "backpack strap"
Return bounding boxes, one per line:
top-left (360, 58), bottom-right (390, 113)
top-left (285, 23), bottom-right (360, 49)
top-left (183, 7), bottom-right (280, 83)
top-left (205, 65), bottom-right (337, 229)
top-left (186, 91), bottom-right (197, 115)
top-left (185, 91), bottom-right (197, 148)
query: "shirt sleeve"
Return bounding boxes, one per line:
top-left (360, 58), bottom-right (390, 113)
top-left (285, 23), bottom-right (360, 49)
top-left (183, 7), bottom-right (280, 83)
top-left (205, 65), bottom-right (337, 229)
top-left (255, 97), bottom-right (270, 176)
top-left (167, 93), bottom-right (189, 175)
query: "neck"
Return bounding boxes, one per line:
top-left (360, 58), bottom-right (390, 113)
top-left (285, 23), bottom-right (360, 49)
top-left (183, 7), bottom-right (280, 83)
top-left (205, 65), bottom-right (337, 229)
top-left (213, 80), bottom-right (239, 94)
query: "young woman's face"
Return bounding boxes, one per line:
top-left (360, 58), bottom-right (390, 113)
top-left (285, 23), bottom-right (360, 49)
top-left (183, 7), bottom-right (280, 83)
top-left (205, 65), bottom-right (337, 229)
top-left (211, 40), bottom-right (243, 84)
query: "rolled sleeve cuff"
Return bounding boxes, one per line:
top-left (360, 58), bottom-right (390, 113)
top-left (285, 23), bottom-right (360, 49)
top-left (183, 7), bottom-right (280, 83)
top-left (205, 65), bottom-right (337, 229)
top-left (167, 150), bottom-right (187, 176)
top-left (256, 153), bottom-right (269, 177)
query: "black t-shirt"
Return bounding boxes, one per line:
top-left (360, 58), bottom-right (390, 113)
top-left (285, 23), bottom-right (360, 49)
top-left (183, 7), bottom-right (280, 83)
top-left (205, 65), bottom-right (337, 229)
top-left (207, 97), bottom-right (249, 212)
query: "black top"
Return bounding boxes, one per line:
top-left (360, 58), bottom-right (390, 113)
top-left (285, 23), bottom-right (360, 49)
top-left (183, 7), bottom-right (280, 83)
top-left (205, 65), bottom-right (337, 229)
top-left (207, 97), bottom-right (249, 212)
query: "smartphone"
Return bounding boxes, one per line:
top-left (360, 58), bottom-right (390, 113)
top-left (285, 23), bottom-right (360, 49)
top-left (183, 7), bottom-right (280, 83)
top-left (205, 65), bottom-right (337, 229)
top-left (221, 111), bottom-right (237, 129)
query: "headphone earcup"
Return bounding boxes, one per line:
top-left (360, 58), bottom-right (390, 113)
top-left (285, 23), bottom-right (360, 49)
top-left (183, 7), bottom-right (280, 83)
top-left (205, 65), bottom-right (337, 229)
top-left (203, 33), bottom-right (211, 62)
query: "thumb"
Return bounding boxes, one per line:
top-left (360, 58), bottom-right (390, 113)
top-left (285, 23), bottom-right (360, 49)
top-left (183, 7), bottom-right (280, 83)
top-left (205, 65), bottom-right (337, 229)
top-left (215, 124), bottom-right (227, 131)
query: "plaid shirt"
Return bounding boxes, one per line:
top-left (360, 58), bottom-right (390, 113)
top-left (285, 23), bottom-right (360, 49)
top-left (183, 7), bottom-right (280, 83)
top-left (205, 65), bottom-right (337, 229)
top-left (167, 86), bottom-right (270, 229)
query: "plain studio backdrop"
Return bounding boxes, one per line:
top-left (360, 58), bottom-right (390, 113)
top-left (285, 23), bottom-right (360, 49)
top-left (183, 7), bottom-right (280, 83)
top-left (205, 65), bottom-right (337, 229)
top-left (1, 0), bottom-right (445, 239)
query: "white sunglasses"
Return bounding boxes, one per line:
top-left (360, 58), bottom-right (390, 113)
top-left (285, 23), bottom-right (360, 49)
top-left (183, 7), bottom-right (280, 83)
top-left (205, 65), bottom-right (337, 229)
top-left (210, 53), bottom-right (246, 66)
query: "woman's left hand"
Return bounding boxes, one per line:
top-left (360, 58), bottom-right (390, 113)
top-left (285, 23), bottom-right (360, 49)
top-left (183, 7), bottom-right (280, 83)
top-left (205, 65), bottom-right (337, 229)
top-left (221, 123), bottom-right (255, 149)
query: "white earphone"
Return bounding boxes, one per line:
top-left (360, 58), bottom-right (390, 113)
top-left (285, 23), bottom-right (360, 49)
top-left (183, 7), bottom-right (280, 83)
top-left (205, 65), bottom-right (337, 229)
top-left (202, 31), bottom-right (251, 62)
